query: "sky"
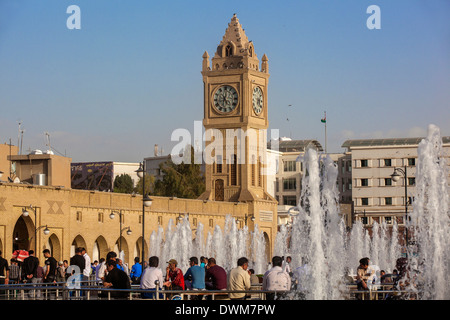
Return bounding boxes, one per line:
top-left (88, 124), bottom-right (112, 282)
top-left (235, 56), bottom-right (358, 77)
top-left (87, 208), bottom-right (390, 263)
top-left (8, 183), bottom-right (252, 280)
top-left (0, 0), bottom-right (449, 162)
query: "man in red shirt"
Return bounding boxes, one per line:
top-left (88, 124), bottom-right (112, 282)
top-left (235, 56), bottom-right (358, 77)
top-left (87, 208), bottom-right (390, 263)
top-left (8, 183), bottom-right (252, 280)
top-left (205, 257), bottom-right (227, 290)
top-left (164, 259), bottom-right (185, 299)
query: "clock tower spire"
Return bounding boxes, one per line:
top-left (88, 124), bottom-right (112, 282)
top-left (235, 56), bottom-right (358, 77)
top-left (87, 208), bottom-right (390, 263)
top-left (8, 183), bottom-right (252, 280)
top-left (199, 14), bottom-right (273, 203)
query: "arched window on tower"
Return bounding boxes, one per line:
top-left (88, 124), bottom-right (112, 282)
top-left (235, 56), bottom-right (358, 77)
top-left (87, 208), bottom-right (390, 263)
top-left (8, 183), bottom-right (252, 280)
top-left (249, 46), bottom-right (253, 57)
top-left (225, 44), bottom-right (233, 57)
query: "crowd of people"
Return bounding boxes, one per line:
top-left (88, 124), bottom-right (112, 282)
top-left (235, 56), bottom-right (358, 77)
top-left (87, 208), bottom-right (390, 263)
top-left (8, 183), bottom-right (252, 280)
top-left (354, 256), bottom-right (417, 300)
top-left (1, 247), bottom-right (415, 300)
top-left (0, 248), bottom-right (296, 300)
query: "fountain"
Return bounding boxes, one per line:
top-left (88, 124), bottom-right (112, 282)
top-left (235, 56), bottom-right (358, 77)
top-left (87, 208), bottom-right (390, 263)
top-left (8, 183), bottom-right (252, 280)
top-left (149, 214), bottom-right (267, 274)
top-left (145, 124), bottom-right (448, 300)
top-left (408, 124), bottom-right (450, 299)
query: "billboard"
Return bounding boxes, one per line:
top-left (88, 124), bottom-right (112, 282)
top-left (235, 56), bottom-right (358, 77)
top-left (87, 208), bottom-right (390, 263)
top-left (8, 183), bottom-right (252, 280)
top-left (71, 162), bottom-right (114, 191)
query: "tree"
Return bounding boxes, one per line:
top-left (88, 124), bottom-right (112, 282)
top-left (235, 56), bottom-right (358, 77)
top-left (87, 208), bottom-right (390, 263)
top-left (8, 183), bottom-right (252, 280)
top-left (113, 174), bottom-right (134, 194)
top-left (134, 174), bottom-right (155, 196)
top-left (153, 147), bottom-right (205, 199)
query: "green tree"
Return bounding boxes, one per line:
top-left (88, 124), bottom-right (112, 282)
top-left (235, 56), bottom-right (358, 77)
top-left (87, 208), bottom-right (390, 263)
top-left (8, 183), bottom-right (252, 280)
top-left (153, 147), bottom-right (205, 199)
top-left (135, 174), bottom-right (155, 196)
top-left (113, 174), bottom-right (134, 194)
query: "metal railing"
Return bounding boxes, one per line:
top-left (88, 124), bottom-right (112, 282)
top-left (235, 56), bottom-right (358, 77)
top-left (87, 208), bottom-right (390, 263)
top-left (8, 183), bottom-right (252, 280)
top-left (0, 281), bottom-right (414, 301)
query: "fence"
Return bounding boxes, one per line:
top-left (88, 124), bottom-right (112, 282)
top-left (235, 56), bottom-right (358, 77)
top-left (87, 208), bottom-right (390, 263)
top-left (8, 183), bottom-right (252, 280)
top-left (0, 281), bottom-right (413, 301)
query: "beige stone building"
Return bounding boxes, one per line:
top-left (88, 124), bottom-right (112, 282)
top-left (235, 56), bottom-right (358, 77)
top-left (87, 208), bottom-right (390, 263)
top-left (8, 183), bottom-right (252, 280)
top-left (342, 137), bottom-right (450, 237)
top-left (0, 14), bottom-right (278, 268)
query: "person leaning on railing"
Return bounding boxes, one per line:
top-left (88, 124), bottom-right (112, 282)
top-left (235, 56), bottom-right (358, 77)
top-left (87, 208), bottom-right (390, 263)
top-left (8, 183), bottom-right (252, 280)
top-left (228, 257), bottom-right (251, 300)
top-left (101, 259), bottom-right (131, 299)
top-left (140, 256), bottom-right (164, 299)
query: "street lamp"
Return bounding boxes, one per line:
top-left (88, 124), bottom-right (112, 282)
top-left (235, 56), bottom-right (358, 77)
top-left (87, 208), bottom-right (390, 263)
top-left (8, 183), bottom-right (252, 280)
top-left (244, 214), bottom-right (255, 226)
top-left (110, 210), bottom-right (132, 253)
top-left (136, 161), bottom-right (153, 270)
top-left (390, 165), bottom-right (409, 257)
top-left (36, 225), bottom-right (51, 235)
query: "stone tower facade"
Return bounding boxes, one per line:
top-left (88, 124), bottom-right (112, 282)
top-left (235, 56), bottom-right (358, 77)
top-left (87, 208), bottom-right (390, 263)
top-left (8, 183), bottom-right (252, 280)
top-left (199, 14), bottom-right (274, 204)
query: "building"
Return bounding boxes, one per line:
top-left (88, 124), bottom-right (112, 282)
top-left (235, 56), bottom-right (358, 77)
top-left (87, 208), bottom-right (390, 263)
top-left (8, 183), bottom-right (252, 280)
top-left (71, 161), bottom-right (140, 192)
top-left (198, 14), bottom-right (278, 257)
top-left (0, 15), bottom-right (278, 266)
top-left (342, 137), bottom-right (450, 236)
top-left (0, 142), bottom-right (18, 181)
top-left (265, 139), bottom-right (353, 227)
top-left (8, 152), bottom-right (72, 189)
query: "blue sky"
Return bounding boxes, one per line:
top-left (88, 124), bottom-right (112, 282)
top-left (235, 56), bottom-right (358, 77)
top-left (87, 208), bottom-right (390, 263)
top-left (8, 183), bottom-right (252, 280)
top-left (0, 0), bottom-right (449, 162)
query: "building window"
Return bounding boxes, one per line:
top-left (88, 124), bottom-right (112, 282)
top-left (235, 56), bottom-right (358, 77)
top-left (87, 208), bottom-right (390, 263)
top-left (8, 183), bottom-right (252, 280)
top-left (361, 160), bottom-right (368, 167)
top-left (258, 156), bottom-right (262, 187)
top-left (283, 196), bottom-right (297, 206)
top-left (385, 178), bottom-right (392, 186)
top-left (158, 216), bottom-right (163, 225)
top-left (283, 160), bottom-right (296, 172)
top-left (209, 219), bottom-right (214, 228)
top-left (361, 198), bottom-right (369, 206)
top-left (216, 155), bottom-right (222, 173)
top-left (251, 155), bottom-right (256, 186)
top-left (361, 179), bottom-right (369, 187)
top-left (230, 154), bottom-right (237, 186)
top-left (384, 159), bottom-right (392, 167)
top-left (408, 177), bottom-right (415, 186)
top-left (193, 218), bottom-right (197, 227)
top-left (98, 212), bottom-right (103, 223)
top-left (225, 44), bottom-right (233, 57)
top-left (408, 158), bottom-right (416, 166)
top-left (385, 197), bottom-right (392, 205)
top-left (283, 178), bottom-right (297, 191)
top-left (76, 211), bottom-right (82, 222)
top-left (361, 216), bottom-right (368, 225)
top-left (385, 216), bottom-right (392, 224)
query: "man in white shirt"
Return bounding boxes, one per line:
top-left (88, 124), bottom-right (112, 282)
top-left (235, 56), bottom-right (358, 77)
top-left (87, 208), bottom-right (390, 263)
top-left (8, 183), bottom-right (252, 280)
top-left (262, 256), bottom-right (291, 300)
top-left (140, 256), bottom-right (164, 299)
top-left (282, 256), bottom-right (292, 274)
top-left (81, 248), bottom-right (91, 281)
top-left (227, 257), bottom-right (251, 300)
top-left (95, 258), bottom-right (107, 283)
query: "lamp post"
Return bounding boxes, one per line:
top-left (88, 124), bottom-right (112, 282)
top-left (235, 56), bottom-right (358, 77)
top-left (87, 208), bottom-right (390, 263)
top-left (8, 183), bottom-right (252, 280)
top-left (244, 214), bottom-right (255, 226)
top-left (109, 210), bottom-right (132, 253)
top-left (136, 161), bottom-right (153, 270)
top-left (390, 165), bottom-right (409, 257)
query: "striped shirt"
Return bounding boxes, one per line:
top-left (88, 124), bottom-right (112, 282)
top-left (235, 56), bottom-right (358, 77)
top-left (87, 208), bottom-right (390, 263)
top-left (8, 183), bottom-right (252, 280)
top-left (9, 264), bottom-right (20, 280)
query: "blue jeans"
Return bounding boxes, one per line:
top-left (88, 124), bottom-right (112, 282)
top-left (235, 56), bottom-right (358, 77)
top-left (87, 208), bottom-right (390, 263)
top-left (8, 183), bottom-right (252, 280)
top-left (141, 288), bottom-right (163, 299)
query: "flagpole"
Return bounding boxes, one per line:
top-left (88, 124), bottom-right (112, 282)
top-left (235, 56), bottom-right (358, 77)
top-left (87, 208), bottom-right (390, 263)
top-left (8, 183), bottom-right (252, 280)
top-left (324, 111), bottom-right (327, 153)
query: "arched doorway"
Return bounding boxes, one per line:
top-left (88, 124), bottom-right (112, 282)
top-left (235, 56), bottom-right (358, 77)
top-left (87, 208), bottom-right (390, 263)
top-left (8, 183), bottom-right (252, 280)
top-left (113, 236), bottom-right (130, 265)
top-left (12, 216), bottom-right (33, 252)
top-left (93, 236), bottom-right (108, 262)
top-left (71, 235), bottom-right (87, 258)
top-left (215, 179), bottom-right (224, 201)
top-left (45, 233), bottom-right (62, 261)
top-left (135, 237), bottom-right (148, 265)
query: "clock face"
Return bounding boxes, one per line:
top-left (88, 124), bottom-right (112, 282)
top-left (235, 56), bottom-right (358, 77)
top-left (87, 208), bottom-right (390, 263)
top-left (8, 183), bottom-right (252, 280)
top-left (213, 85), bottom-right (238, 113)
top-left (252, 87), bottom-right (263, 115)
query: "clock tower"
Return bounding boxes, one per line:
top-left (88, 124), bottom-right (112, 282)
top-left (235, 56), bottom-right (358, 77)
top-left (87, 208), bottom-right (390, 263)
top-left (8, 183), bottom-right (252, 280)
top-left (199, 14), bottom-right (274, 203)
